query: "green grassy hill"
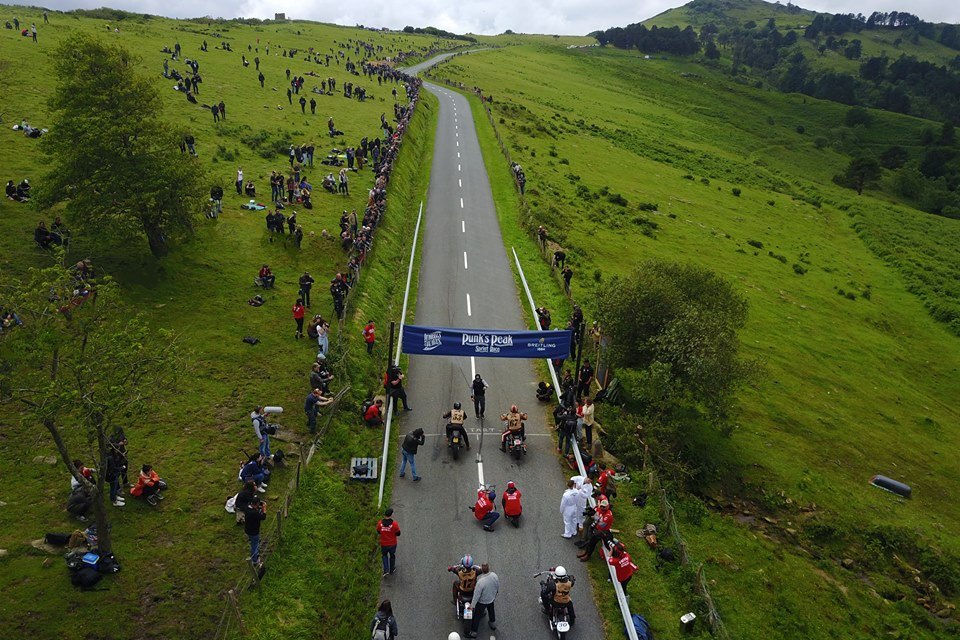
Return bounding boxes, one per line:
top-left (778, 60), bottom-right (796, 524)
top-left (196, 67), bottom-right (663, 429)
top-left (646, 0), bottom-right (819, 30)
top-left (0, 8), bottom-right (456, 639)
top-left (428, 41), bottom-right (960, 640)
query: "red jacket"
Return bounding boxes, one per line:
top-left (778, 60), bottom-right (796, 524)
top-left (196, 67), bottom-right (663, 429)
top-left (364, 404), bottom-right (382, 422)
top-left (598, 469), bottom-right (615, 494)
top-left (292, 303), bottom-right (305, 319)
top-left (363, 323), bottom-right (376, 343)
top-left (502, 489), bottom-right (522, 517)
top-left (609, 552), bottom-right (637, 583)
top-left (130, 469), bottom-right (160, 497)
top-left (377, 518), bottom-right (400, 547)
top-left (595, 507), bottom-right (614, 533)
top-left (474, 490), bottom-right (494, 521)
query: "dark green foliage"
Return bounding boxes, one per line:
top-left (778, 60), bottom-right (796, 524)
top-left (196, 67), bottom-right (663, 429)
top-left (595, 260), bottom-right (753, 420)
top-left (845, 106), bottom-right (872, 127)
top-left (795, 125), bottom-right (805, 134)
top-left (595, 23), bottom-right (701, 55)
top-left (879, 145), bottom-right (909, 169)
top-left (768, 251), bottom-right (787, 263)
top-left (732, 187), bottom-right (742, 196)
top-left (834, 157), bottom-right (881, 195)
top-left (792, 263), bottom-right (807, 275)
top-left (37, 34), bottom-right (207, 257)
top-left (747, 239), bottom-right (764, 249)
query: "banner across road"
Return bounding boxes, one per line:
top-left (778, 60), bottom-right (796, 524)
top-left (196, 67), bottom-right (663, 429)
top-left (401, 325), bottom-right (572, 359)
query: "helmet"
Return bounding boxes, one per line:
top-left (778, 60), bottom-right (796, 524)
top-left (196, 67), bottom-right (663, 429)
top-left (510, 404), bottom-right (518, 413)
top-left (599, 499), bottom-right (609, 508)
top-left (448, 634), bottom-right (462, 640)
top-left (507, 481), bottom-right (516, 489)
top-left (460, 554), bottom-right (474, 569)
top-left (453, 402), bottom-right (461, 410)
top-left (554, 565), bottom-right (567, 578)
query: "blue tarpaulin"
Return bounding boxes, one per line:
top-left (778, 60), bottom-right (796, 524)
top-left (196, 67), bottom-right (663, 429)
top-left (401, 325), bottom-right (572, 359)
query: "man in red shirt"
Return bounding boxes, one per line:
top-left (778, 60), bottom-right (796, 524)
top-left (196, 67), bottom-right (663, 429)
top-left (501, 481), bottom-right (522, 527)
top-left (377, 507), bottom-right (401, 576)
top-left (577, 499), bottom-right (614, 561)
top-left (597, 463), bottom-right (617, 499)
top-left (364, 399), bottom-right (384, 427)
top-left (362, 320), bottom-right (376, 354)
top-left (607, 541), bottom-right (637, 588)
top-left (471, 487), bottom-right (499, 531)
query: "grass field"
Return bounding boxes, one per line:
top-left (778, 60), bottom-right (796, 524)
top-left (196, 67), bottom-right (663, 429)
top-left (0, 8), bottom-right (457, 638)
top-left (430, 41), bottom-right (960, 639)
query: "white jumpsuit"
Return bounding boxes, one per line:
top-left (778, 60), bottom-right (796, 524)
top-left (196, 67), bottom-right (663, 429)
top-left (560, 488), bottom-right (580, 538)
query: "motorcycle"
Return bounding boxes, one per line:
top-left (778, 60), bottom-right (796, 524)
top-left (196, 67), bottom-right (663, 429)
top-left (536, 572), bottom-right (573, 639)
top-left (506, 431), bottom-right (526, 459)
top-left (448, 424), bottom-right (466, 460)
top-left (455, 590), bottom-right (482, 635)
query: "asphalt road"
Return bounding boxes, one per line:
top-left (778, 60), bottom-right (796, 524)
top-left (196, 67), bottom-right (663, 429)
top-left (379, 58), bottom-right (606, 640)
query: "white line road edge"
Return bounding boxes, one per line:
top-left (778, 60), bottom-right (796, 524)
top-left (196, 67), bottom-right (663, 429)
top-left (511, 247), bottom-right (640, 640)
top-left (377, 201), bottom-right (424, 507)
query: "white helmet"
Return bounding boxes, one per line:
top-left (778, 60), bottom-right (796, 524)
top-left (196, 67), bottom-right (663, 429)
top-left (448, 633), bottom-right (462, 640)
top-left (554, 565), bottom-right (567, 578)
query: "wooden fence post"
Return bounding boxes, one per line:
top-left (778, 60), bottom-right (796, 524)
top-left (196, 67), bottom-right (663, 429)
top-left (228, 588), bottom-right (247, 636)
top-left (248, 559), bottom-right (261, 591)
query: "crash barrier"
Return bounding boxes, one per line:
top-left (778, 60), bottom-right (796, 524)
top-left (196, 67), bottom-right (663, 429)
top-left (213, 386), bottom-right (349, 640)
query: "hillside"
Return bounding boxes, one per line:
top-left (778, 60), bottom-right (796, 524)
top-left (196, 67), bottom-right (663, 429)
top-left (646, 0), bottom-right (819, 30)
top-left (426, 40), bottom-right (960, 640)
top-left (0, 8), bottom-right (456, 639)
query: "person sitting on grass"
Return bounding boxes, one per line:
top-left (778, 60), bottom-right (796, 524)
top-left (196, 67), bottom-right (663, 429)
top-left (130, 464), bottom-right (165, 506)
top-left (244, 180), bottom-right (257, 197)
top-left (1, 309), bottom-right (24, 333)
top-left (257, 264), bottom-right (275, 288)
top-left (6, 180), bottom-right (23, 201)
top-left (240, 454), bottom-right (270, 493)
top-left (364, 398), bottom-right (384, 427)
top-left (34, 221), bottom-right (55, 249)
top-left (51, 217), bottom-right (70, 244)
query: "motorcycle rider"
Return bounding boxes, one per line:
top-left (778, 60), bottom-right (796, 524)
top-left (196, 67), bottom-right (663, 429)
top-left (498, 405), bottom-right (528, 452)
top-left (443, 402), bottom-right (469, 449)
top-left (448, 554), bottom-right (479, 609)
top-left (540, 565), bottom-right (576, 625)
top-left (501, 481), bottom-right (522, 527)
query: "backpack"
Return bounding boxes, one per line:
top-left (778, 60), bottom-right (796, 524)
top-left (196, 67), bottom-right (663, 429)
top-left (70, 566), bottom-right (103, 590)
top-left (371, 617), bottom-right (390, 640)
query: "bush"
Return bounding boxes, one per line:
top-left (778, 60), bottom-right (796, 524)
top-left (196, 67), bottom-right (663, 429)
top-left (608, 192), bottom-right (628, 206)
top-left (747, 240), bottom-right (764, 249)
top-left (732, 187), bottom-right (742, 197)
top-left (768, 251), bottom-right (788, 264)
top-left (793, 263), bottom-right (807, 275)
top-left (767, 200), bottom-right (775, 206)
top-left (796, 125), bottom-right (806, 134)
top-left (700, 177), bottom-right (710, 185)
top-left (559, 158), bottom-right (569, 165)
top-left (814, 136), bottom-right (829, 149)
top-left (638, 202), bottom-right (658, 211)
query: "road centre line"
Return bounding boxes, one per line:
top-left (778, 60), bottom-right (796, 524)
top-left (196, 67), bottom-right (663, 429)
top-left (458, 164), bottom-right (461, 171)
top-left (462, 220), bottom-right (465, 232)
top-left (460, 197), bottom-right (464, 208)
top-left (458, 152), bottom-right (460, 158)
top-left (466, 293), bottom-right (472, 316)
top-left (464, 252), bottom-right (468, 269)
top-left (459, 178), bottom-right (462, 188)
top-left (456, 140), bottom-right (459, 147)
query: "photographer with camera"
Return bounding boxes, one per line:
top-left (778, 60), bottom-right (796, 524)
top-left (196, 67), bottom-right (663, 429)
top-left (244, 494), bottom-right (267, 565)
top-left (251, 406), bottom-right (272, 459)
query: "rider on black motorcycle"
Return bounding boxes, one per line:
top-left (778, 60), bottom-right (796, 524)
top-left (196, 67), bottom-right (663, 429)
top-left (443, 403), bottom-right (470, 449)
top-left (499, 405), bottom-right (528, 452)
top-left (448, 554), bottom-right (479, 610)
top-left (540, 565), bottom-right (576, 625)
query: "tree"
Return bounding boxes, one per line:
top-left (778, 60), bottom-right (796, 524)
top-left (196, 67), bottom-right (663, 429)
top-left (595, 260), bottom-right (754, 421)
top-left (36, 34), bottom-right (206, 257)
top-left (834, 156), bottom-right (882, 194)
top-left (879, 145), bottom-right (909, 169)
top-left (704, 40), bottom-right (720, 60)
top-left (845, 106), bottom-right (872, 127)
top-left (0, 259), bottom-right (182, 555)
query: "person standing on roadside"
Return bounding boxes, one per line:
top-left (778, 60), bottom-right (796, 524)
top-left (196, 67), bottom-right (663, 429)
top-left (362, 320), bottom-right (376, 354)
top-left (251, 406), bottom-right (270, 459)
top-left (292, 298), bottom-right (305, 339)
top-left (298, 271), bottom-right (314, 307)
top-left (371, 600), bottom-right (399, 639)
top-left (467, 563), bottom-right (499, 637)
top-left (304, 388), bottom-right (333, 434)
top-left (377, 508), bottom-right (401, 576)
top-left (608, 541), bottom-right (637, 589)
top-left (560, 479), bottom-right (580, 539)
top-left (398, 427), bottom-right (425, 481)
top-left (470, 373), bottom-right (488, 419)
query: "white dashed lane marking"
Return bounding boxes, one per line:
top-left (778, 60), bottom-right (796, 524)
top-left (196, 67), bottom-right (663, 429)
top-left (459, 178), bottom-right (462, 188)
top-left (466, 293), bottom-right (472, 316)
top-left (464, 252), bottom-right (468, 269)
top-left (462, 220), bottom-right (466, 232)
top-left (460, 197), bottom-right (464, 208)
